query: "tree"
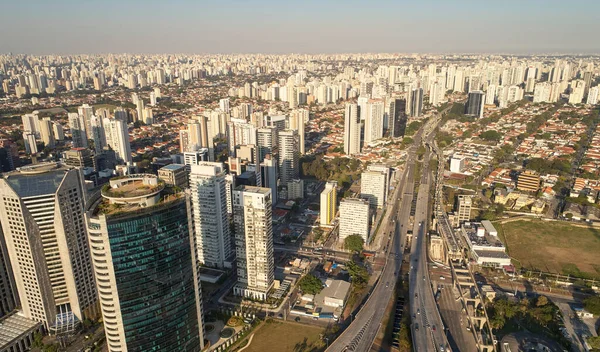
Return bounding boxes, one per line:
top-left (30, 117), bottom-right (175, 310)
top-left (536, 295), bottom-right (549, 307)
top-left (298, 274), bottom-right (323, 295)
top-left (584, 295), bottom-right (600, 315)
top-left (344, 234), bottom-right (364, 253)
top-left (588, 336), bottom-right (600, 350)
top-left (480, 130), bottom-right (502, 141)
top-left (346, 260), bottom-right (369, 287)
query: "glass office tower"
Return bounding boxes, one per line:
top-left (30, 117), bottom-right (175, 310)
top-left (86, 174), bottom-right (204, 352)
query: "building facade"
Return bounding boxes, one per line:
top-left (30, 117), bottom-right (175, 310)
top-left (189, 163), bottom-right (233, 269)
top-left (320, 181), bottom-right (337, 226)
top-left (339, 198), bottom-right (370, 243)
top-left (86, 174), bottom-right (204, 352)
top-left (0, 163), bottom-right (97, 333)
top-left (233, 186), bottom-right (274, 301)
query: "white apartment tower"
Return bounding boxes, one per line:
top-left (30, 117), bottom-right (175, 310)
top-left (0, 163), bottom-right (98, 333)
top-left (68, 112), bottom-right (88, 148)
top-left (339, 198), bottom-right (371, 243)
top-left (189, 163), bottom-right (233, 269)
top-left (360, 170), bottom-right (387, 208)
top-left (103, 109), bottom-right (132, 164)
top-left (344, 103), bottom-right (361, 155)
top-left (233, 186), bottom-right (274, 301)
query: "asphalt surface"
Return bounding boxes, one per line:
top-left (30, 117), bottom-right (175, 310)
top-left (325, 133), bottom-right (418, 352)
top-left (408, 114), bottom-right (452, 352)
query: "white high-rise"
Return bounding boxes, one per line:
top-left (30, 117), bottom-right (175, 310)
top-left (233, 186), bottom-right (274, 301)
top-left (89, 115), bottom-right (105, 153)
top-left (364, 100), bottom-right (385, 145)
top-left (360, 170), bottom-right (387, 208)
top-left (189, 162), bottom-right (233, 269)
top-left (344, 103), bottom-right (361, 155)
top-left (587, 86), bottom-right (599, 105)
top-left (0, 163), bottom-right (98, 332)
top-left (103, 109), bottom-right (132, 164)
top-left (339, 198), bottom-right (371, 243)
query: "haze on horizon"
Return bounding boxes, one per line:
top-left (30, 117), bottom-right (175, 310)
top-left (1, 0), bottom-right (599, 55)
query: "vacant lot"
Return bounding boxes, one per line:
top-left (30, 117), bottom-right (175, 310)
top-left (495, 219), bottom-right (600, 279)
top-left (242, 321), bottom-right (325, 352)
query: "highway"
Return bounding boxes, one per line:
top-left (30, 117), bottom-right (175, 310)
top-left (325, 129), bottom-right (419, 352)
top-left (408, 114), bottom-right (451, 352)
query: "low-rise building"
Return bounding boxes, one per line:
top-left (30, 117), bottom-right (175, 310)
top-left (158, 163), bottom-right (188, 188)
top-left (517, 170), bottom-right (540, 192)
top-left (460, 222), bottom-right (510, 267)
top-left (0, 312), bottom-right (42, 352)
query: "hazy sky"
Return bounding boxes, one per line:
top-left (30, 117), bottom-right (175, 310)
top-left (1, 0), bottom-right (599, 55)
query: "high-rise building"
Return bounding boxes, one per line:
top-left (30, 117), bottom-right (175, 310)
top-left (89, 115), bottom-right (105, 153)
top-left (219, 98), bottom-right (230, 113)
top-left (68, 113), bottom-right (88, 148)
top-left (465, 91), bottom-right (485, 118)
top-left (287, 179), bottom-right (304, 200)
top-left (408, 88), bottom-right (423, 117)
top-left (587, 86), bottom-right (599, 105)
top-left (278, 130), bottom-right (299, 185)
top-left (320, 181), bottom-right (337, 226)
top-left (0, 163), bottom-right (97, 333)
top-left (343, 103), bottom-right (361, 155)
top-left (339, 198), bottom-right (371, 243)
top-left (290, 109), bottom-right (308, 154)
top-left (189, 162), bottom-right (233, 269)
top-left (86, 174), bottom-right (204, 351)
top-left (363, 100), bottom-right (385, 145)
top-left (103, 109), bottom-right (132, 164)
top-left (233, 186), bottom-right (274, 301)
top-left (455, 195), bottom-right (472, 227)
top-left (260, 155), bottom-right (277, 205)
top-left (78, 104), bottom-right (94, 137)
top-left (360, 170), bottom-right (387, 208)
top-left (0, 226), bottom-right (16, 318)
top-left (39, 117), bottom-right (55, 148)
top-left (256, 128), bottom-right (277, 162)
top-left (390, 98), bottom-right (408, 138)
top-left (22, 133), bottom-right (37, 154)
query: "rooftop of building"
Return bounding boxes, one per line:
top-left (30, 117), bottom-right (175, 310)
top-left (0, 311), bottom-right (41, 348)
top-left (101, 174), bottom-right (165, 200)
top-left (462, 222), bottom-right (505, 249)
top-left (235, 185), bottom-right (271, 194)
top-left (159, 163), bottom-right (185, 171)
top-left (1, 162), bottom-right (73, 198)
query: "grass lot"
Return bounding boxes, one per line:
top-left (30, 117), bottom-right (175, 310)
top-left (495, 219), bottom-right (600, 279)
top-left (242, 321), bottom-right (325, 352)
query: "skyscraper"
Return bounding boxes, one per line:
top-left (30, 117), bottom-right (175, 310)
top-left (86, 174), bottom-right (204, 351)
top-left (408, 87), bottom-right (423, 117)
top-left (260, 155), bottom-right (277, 205)
top-left (344, 103), bottom-right (361, 155)
top-left (360, 169), bottom-right (387, 208)
top-left (278, 130), bottom-right (299, 185)
top-left (39, 117), bottom-right (55, 149)
top-left (68, 113), bottom-right (88, 148)
top-left (363, 100), bottom-right (385, 145)
top-left (256, 127), bottom-right (277, 162)
top-left (103, 109), bottom-right (132, 164)
top-left (189, 162), bottom-right (233, 269)
top-left (465, 91), bottom-right (485, 118)
top-left (233, 186), bottom-right (274, 301)
top-left (320, 181), bottom-right (337, 226)
top-left (290, 109), bottom-right (308, 154)
top-left (0, 163), bottom-right (97, 333)
top-left (339, 198), bottom-right (371, 243)
top-left (390, 98), bottom-right (408, 138)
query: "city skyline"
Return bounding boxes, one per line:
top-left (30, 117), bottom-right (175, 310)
top-left (1, 0), bottom-right (600, 54)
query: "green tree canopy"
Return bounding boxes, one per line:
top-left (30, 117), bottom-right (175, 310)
top-left (346, 260), bottom-right (369, 287)
top-left (344, 234), bottom-right (364, 253)
top-left (584, 295), bottom-right (600, 315)
top-left (480, 130), bottom-right (502, 141)
top-left (298, 274), bottom-right (323, 295)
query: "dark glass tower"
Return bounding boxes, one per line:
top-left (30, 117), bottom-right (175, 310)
top-left (87, 174), bottom-right (203, 352)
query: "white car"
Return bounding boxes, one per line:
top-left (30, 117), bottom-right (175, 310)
top-left (440, 276), bottom-right (446, 280)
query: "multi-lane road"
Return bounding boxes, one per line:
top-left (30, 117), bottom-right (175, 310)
top-left (408, 115), bottom-right (452, 352)
top-left (325, 128), bottom-right (420, 352)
